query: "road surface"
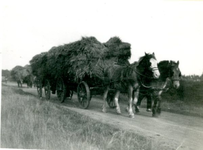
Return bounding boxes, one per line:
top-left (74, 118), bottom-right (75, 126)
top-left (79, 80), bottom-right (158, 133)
top-left (20, 86), bottom-right (203, 150)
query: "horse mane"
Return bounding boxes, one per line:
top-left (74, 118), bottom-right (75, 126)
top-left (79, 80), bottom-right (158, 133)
top-left (158, 60), bottom-right (176, 80)
top-left (136, 53), bottom-right (157, 77)
top-left (137, 53), bottom-right (156, 66)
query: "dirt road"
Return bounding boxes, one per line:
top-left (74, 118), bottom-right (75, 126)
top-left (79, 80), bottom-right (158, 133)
top-left (22, 87), bottom-right (203, 150)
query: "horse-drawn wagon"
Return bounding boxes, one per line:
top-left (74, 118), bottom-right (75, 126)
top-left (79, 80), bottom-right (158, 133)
top-left (11, 65), bottom-right (34, 88)
top-left (30, 36), bottom-right (182, 117)
top-left (30, 36), bottom-right (131, 109)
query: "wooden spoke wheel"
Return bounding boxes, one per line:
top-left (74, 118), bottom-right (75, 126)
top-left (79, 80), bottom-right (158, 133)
top-left (56, 78), bottom-right (67, 103)
top-left (36, 79), bottom-right (42, 98)
top-left (77, 81), bottom-right (91, 109)
top-left (44, 79), bottom-right (51, 100)
top-left (107, 91), bottom-right (116, 108)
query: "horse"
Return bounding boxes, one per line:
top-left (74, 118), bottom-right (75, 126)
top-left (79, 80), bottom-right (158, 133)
top-left (102, 52), bottom-right (160, 118)
top-left (135, 60), bottom-right (181, 117)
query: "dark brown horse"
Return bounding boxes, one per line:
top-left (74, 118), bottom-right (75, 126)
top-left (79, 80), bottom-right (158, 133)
top-left (102, 52), bottom-right (160, 118)
top-left (135, 60), bottom-right (181, 117)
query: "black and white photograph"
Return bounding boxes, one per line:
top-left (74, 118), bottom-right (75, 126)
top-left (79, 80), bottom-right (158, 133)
top-left (1, 0), bottom-right (203, 150)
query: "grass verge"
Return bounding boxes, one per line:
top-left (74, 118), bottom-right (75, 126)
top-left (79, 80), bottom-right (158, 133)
top-left (1, 85), bottom-right (157, 150)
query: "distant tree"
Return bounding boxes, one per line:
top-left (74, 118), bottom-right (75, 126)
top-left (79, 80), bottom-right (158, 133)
top-left (201, 73), bottom-right (203, 81)
top-left (2, 69), bottom-right (10, 77)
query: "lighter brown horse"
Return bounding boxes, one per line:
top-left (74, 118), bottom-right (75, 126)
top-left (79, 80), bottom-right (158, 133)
top-left (102, 53), bottom-right (160, 118)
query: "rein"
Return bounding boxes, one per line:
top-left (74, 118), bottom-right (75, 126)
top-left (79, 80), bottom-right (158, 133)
top-left (138, 78), bottom-right (170, 91)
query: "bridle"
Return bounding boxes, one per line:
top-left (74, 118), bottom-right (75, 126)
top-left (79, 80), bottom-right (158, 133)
top-left (138, 68), bottom-right (181, 91)
top-left (135, 66), bottom-right (159, 79)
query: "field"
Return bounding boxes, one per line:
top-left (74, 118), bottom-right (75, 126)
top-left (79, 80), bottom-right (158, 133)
top-left (160, 80), bottom-right (203, 117)
top-left (1, 80), bottom-right (203, 150)
top-left (1, 84), bottom-right (152, 150)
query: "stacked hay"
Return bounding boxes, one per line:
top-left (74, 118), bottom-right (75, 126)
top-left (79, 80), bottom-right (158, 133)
top-left (29, 36), bottom-right (131, 84)
top-left (103, 36), bottom-right (131, 64)
top-left (29, 52), bottom-right (48, 80)
top-left (10, 65), bottom-right (31, 81)
top-left (45, 37), bottom-right (109, 81)
top-left (92, 37), bottom-right (131, 82)
top-left (24, 64), bottom-right (32, 74)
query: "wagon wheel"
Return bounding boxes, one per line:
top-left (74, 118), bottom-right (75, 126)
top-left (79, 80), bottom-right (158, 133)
top-left (44, 79), bottom-right (51, 100)
top-left (77, 81), bottom-right (91, 109)
top-left (56, 78), bottom-right (67, 103)
top-left (107, 91), bottom-right (116, 108)
top-left (36, 79), bottom-right (42, 98)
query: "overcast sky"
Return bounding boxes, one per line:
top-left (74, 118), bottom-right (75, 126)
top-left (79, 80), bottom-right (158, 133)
top-left (1, 0), bottom-right (203, 75)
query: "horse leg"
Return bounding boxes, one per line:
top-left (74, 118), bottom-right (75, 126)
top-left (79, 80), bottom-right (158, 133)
top-left (102, 86), bottom-right (109, 113)
top-left (152, 93), bottom-right (159, 117)
top-left (135, 89), bottom-right (145, 113)
top-left (127, 86), bottom-right (134, 118)
top-left (157, 92), bottom-right (162, 115)
top-left (114, 90), bottom-right (121, 114)
top-left (146, 93), bottom-right (152, 112)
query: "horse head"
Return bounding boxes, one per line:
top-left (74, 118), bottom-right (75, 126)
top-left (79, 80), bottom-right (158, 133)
top-left (169, 61), bottom-right (181, 89)
top-left (137, 52), bottom-right (160, 79)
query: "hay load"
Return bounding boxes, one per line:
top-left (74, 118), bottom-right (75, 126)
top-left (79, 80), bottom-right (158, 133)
top-left (11, 65), bottom-right (31, 81)
top-left (29, 52), bottom-right (48, 80)
top-left (103, 37), bottom-right (131, 64)
top-left (30, 36), bottom-right (131, 83)
top-left (91, 37), bottom-right (131, 82)
top-left (41, 37), bottom-right (108, 81)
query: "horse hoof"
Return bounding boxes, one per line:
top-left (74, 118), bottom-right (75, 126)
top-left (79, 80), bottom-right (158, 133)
top-left (152, 113), bottom-right (158, 117)
top-left (135, 106), bottom-right (140, 113)
top-left (125, 107), bottom-right (129, 112)
top-left (146, 108), bottom-right (152, 112)
top-left (129, 114), bottom-right (135, 118)
top-left (102, 110), bottom-right (106, 113)
top-left (116, 110), bottom-right (121, 114)
top-left (102, 108), bottom-right (106, 113)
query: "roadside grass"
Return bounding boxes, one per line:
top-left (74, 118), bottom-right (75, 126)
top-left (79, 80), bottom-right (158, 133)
top-left (1, 85), bottom-right (156, 150)
top-left (160, 80), bottom-right (203, 117)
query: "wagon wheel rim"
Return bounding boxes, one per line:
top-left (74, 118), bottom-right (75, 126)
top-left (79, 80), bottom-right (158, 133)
top-left (44, 79), bottom-right (51, 100)
top-left (107, 92), bottom-right (116, 108)
top-left (56, 78), bottom-right (66, 103)
top-left (77, 81), bottom-right (91, 109)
